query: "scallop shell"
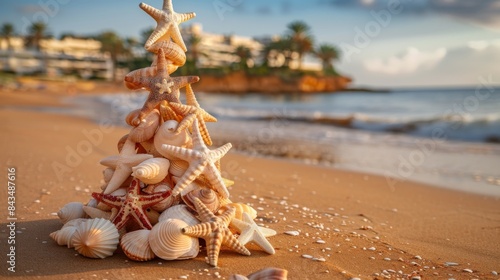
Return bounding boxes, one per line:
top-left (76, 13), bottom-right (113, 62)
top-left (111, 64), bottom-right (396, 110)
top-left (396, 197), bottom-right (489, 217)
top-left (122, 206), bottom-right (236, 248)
top-left (132, 157), bottom-right (170, 184)
top-left (128, 109), bottom-right (160, 143)
top-left (154, 120), bottom-right (192, 159)
top-left (57, 202), bottom-right (86, 224)
top-left (50, 226), bottom-right (77, 247)
top-left (219, 203), bottom-right (257, 220)
top-left (71, 218), bottom-right (119, 259)
top-left (149, 218), bottom-right (199, 260)
top-left (158, 204), bottom-right (199, 226)
top-left (182, 187), bottom-right (221, 214)
top-left (169, 160), bottom-right (189, 177)
top-left (120, 229), bottom-right (155, 261)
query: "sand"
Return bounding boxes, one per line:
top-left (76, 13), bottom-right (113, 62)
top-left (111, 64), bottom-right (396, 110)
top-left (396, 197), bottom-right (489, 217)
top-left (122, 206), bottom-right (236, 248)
top-left (1, 87), bottom-right (499, 279)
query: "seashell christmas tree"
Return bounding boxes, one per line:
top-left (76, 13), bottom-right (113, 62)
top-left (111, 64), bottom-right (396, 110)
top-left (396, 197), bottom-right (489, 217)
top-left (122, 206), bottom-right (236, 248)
top-left (50, 0), bottom-right (282, 271)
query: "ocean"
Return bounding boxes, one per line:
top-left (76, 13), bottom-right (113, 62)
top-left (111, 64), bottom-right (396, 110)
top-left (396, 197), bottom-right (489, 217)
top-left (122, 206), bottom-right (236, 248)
top-left (68, 87), bottom-right (500, 197)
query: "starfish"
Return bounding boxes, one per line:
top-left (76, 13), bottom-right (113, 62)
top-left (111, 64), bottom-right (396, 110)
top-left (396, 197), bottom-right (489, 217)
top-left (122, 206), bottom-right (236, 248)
top-left (160, 119), bottom-right (232, 198)
top-left (230, 212), bottom-right (276, 255)
top-left (169, 85), bottom-right (217, 145)
top-left (92, 178), bottom-right (171, 230)
top-left (100, 138), bottom-right (153, 194)
top-left (182, 198), bottom-right (250, 267)
top-left (139, 0), bottom-right (196, 51)
top-left (124, 48), bottom-right (199, 126)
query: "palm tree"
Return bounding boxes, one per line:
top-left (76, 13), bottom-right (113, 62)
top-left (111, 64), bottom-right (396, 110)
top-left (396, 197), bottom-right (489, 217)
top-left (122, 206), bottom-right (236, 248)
top-left (314, 44), bottom-right (340, 74)
top-left (234, 45), bottom-right (252, 71)
top-left (1, 23), bottom-right (14, 50)
top-left (286, 21), bottom-right (314, 70)
top-left (97, 31), bottom-right (126, 81)
top-left (28, 21), bottom-right (48, 51)
top-left (263, 37), bottom-right (293, 68)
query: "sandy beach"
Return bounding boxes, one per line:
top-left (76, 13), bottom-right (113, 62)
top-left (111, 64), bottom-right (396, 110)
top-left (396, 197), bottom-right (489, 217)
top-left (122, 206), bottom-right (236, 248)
top-left (1, 87), bottom-right (499, 279)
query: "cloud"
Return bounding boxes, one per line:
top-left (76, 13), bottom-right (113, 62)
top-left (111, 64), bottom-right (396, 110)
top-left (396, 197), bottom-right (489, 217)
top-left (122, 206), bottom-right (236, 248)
top-left (363, 47), bottom-right (447, 75)
top-left (319, 0), bottom-right (500, 29)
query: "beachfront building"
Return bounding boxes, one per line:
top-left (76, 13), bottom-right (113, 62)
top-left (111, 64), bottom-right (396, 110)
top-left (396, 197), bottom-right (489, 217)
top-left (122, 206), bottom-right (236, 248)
top-left (182, 23), bottom-right (264, 68)
top-left (0, 36), bottom-right (112, 80)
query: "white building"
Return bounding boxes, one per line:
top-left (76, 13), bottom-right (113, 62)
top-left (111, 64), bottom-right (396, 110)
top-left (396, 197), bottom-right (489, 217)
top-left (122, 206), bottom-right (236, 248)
top-left (0, 36), bottom-right (112, 79)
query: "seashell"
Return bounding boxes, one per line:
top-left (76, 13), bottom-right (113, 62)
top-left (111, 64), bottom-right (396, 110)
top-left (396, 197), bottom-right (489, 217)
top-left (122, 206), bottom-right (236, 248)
top-left (128, 109), bottom-right (160, 143)
top-left (71, 218), bottom-right (119, 259)
top-left (62, 218), bottom-right (87, 229)
top-left (83, 206), bottom-right (113, 220)
top-left (120, 229), bottom-right (155, 261)
top-left (148, 183), bottom-right (179, 212)
top-left (182, 187), bottom-right (221, 214)
top-left (219, 203), bottom-right (257, 220)
top-left (147, 40), bottom-right (186, 67)
top-left (158, 205), bottom-right (199, 226)
top-left (228, 268), bottom-right (288, 280)
top-left (57, 202), bottom-right (86, 224)
top-left (149, 218), bottom-right (199, 260)
top-left (138, 139), bottom-right (162, 157)
top-left (117, 134), bottom-right (129, 153)
top-left (169, 160), bottom-right (189, 177)
top-left (125, 109), bottom-right (141, 127)
top-left (50, 226), bottom-right (78, 247)
top-left (86, 198), bottom-right (99, 208)
top-left (154, 120), bottom-right (192, 159)
top-left (132, 157), bottom-right (170, 185)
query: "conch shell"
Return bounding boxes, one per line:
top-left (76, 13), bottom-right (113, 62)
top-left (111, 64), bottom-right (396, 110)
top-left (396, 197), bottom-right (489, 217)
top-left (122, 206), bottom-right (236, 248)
top-left (71, 218), bottom-right (119, 259)
top-left (128, 109), bottom-right (160, 143)
top-left (120, 229), bottom-right (155, 261)
top-left (182, 187), bottom-right (221, 214)
top-left (57, 202), bottom-right (86, 224)
top-left (149, 218), bottom-right (199, 260)
top-left (154, 120), bottom-right (192, 159)
top-left (219, 202), bottom-right (257, 220)
top-left (158, 204), bottom-right (199, 226)
top-left (132, 157), bottom-right (170, 184)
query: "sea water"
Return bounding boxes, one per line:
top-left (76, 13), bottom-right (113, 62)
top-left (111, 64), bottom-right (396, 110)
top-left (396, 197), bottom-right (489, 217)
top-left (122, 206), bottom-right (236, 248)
top-left (68, 87), bottom-right (500, 197)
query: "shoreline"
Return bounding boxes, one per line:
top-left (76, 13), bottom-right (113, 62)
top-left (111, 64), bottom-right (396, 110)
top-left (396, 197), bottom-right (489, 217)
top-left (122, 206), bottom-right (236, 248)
top-left (1, 87), bottom-right (499, 279)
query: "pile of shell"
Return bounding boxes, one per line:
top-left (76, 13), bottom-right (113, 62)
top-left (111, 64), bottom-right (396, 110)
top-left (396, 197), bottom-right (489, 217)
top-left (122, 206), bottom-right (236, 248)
top-left (50, 0), bottom-right (282, 272)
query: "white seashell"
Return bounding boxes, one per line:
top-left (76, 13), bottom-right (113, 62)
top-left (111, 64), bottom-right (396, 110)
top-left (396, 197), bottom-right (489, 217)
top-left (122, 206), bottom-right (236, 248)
top-left (71, 218), bottom-right (119, 259)
top-left (158, 205), bottom-right (199, 226)
top-left (169, 160), bottom-right (189, 177)
top-left (154, 120), bottom-right (192, 159)
top-left (86, 198), bottom-right (99, 208)
top-left (62, 218), bottom-right (87, 229)
top-left (83, 206), bottom-right (113, 220)
top-left (132, 157), bottom-right (170, 184)
top-left (102, 168), bottom-right (115, 183)
top-left (128, 109), bottom-right (160, 143)
top-left (138, 138), bottom-right (162, 157)
top-left (50, 226), bottom-right (77, 247)
top-left (149, 218), bottom-right (199, 260)
top-left (182, 187), bottom-right (221, 213)
top-left (219, 202), bottom-right (257, 220)
top-left (57, 202), bottom-right (86, 224)
top-left (120, 229), bottom-right (155, 261)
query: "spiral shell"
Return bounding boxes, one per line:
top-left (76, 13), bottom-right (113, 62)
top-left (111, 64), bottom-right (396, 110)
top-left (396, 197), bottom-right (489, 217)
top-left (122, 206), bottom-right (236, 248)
top-left (154, 120), bottom-right (192, 159)
top-left (219, 203), bottom-right (257, 220)
top-left (132, 157), bottom-right (170, 184)
top-left (120, 229), bottom-right (155, 261)
top-left (128, 109), bottom-right (160, 143)
top-left (169, 160), bottom-right (189, 177)
top-left (147, 40), bottom-right (187, 67)
top-left (182, 187), bottom-right (221, 214)
top-left (149, 218), bottom-right (199, 260)
top-left (158, 204), bottom-right (199, 226)
top-left (71, 218), bottom-right (119, 259)
top-left (57, 202), bottom-right (86, 224)
top-left (143, 183), bottom-right (179, 212)
top-left (50, 226), bottom-right (77, 247)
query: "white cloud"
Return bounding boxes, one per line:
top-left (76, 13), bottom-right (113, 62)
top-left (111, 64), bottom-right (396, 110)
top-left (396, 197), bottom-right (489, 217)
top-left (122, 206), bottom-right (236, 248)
top-left (468, 39), bottom-right (500, 51)
top-left (363, 47), bottom-right (447, 75)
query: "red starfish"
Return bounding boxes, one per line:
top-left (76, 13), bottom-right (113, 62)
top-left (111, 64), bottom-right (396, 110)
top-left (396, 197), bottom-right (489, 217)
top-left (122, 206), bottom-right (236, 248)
top-left (92, 178), bottom-right (171, 230)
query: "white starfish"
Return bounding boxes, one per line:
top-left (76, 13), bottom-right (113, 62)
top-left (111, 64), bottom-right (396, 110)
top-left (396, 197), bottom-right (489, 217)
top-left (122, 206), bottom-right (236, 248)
top-left (100, 139), bottom-right (153, 194)
top-left (140, 0), bottom-right (196, 51)
top-left (160, 119), bottom-right (232, 198)
top-left (230, 212), bottom-right (276, 255)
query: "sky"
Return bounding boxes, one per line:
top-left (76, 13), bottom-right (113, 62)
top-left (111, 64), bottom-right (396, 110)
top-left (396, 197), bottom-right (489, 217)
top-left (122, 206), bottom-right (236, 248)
top-left (1, 0), bottom-right (500, 88)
